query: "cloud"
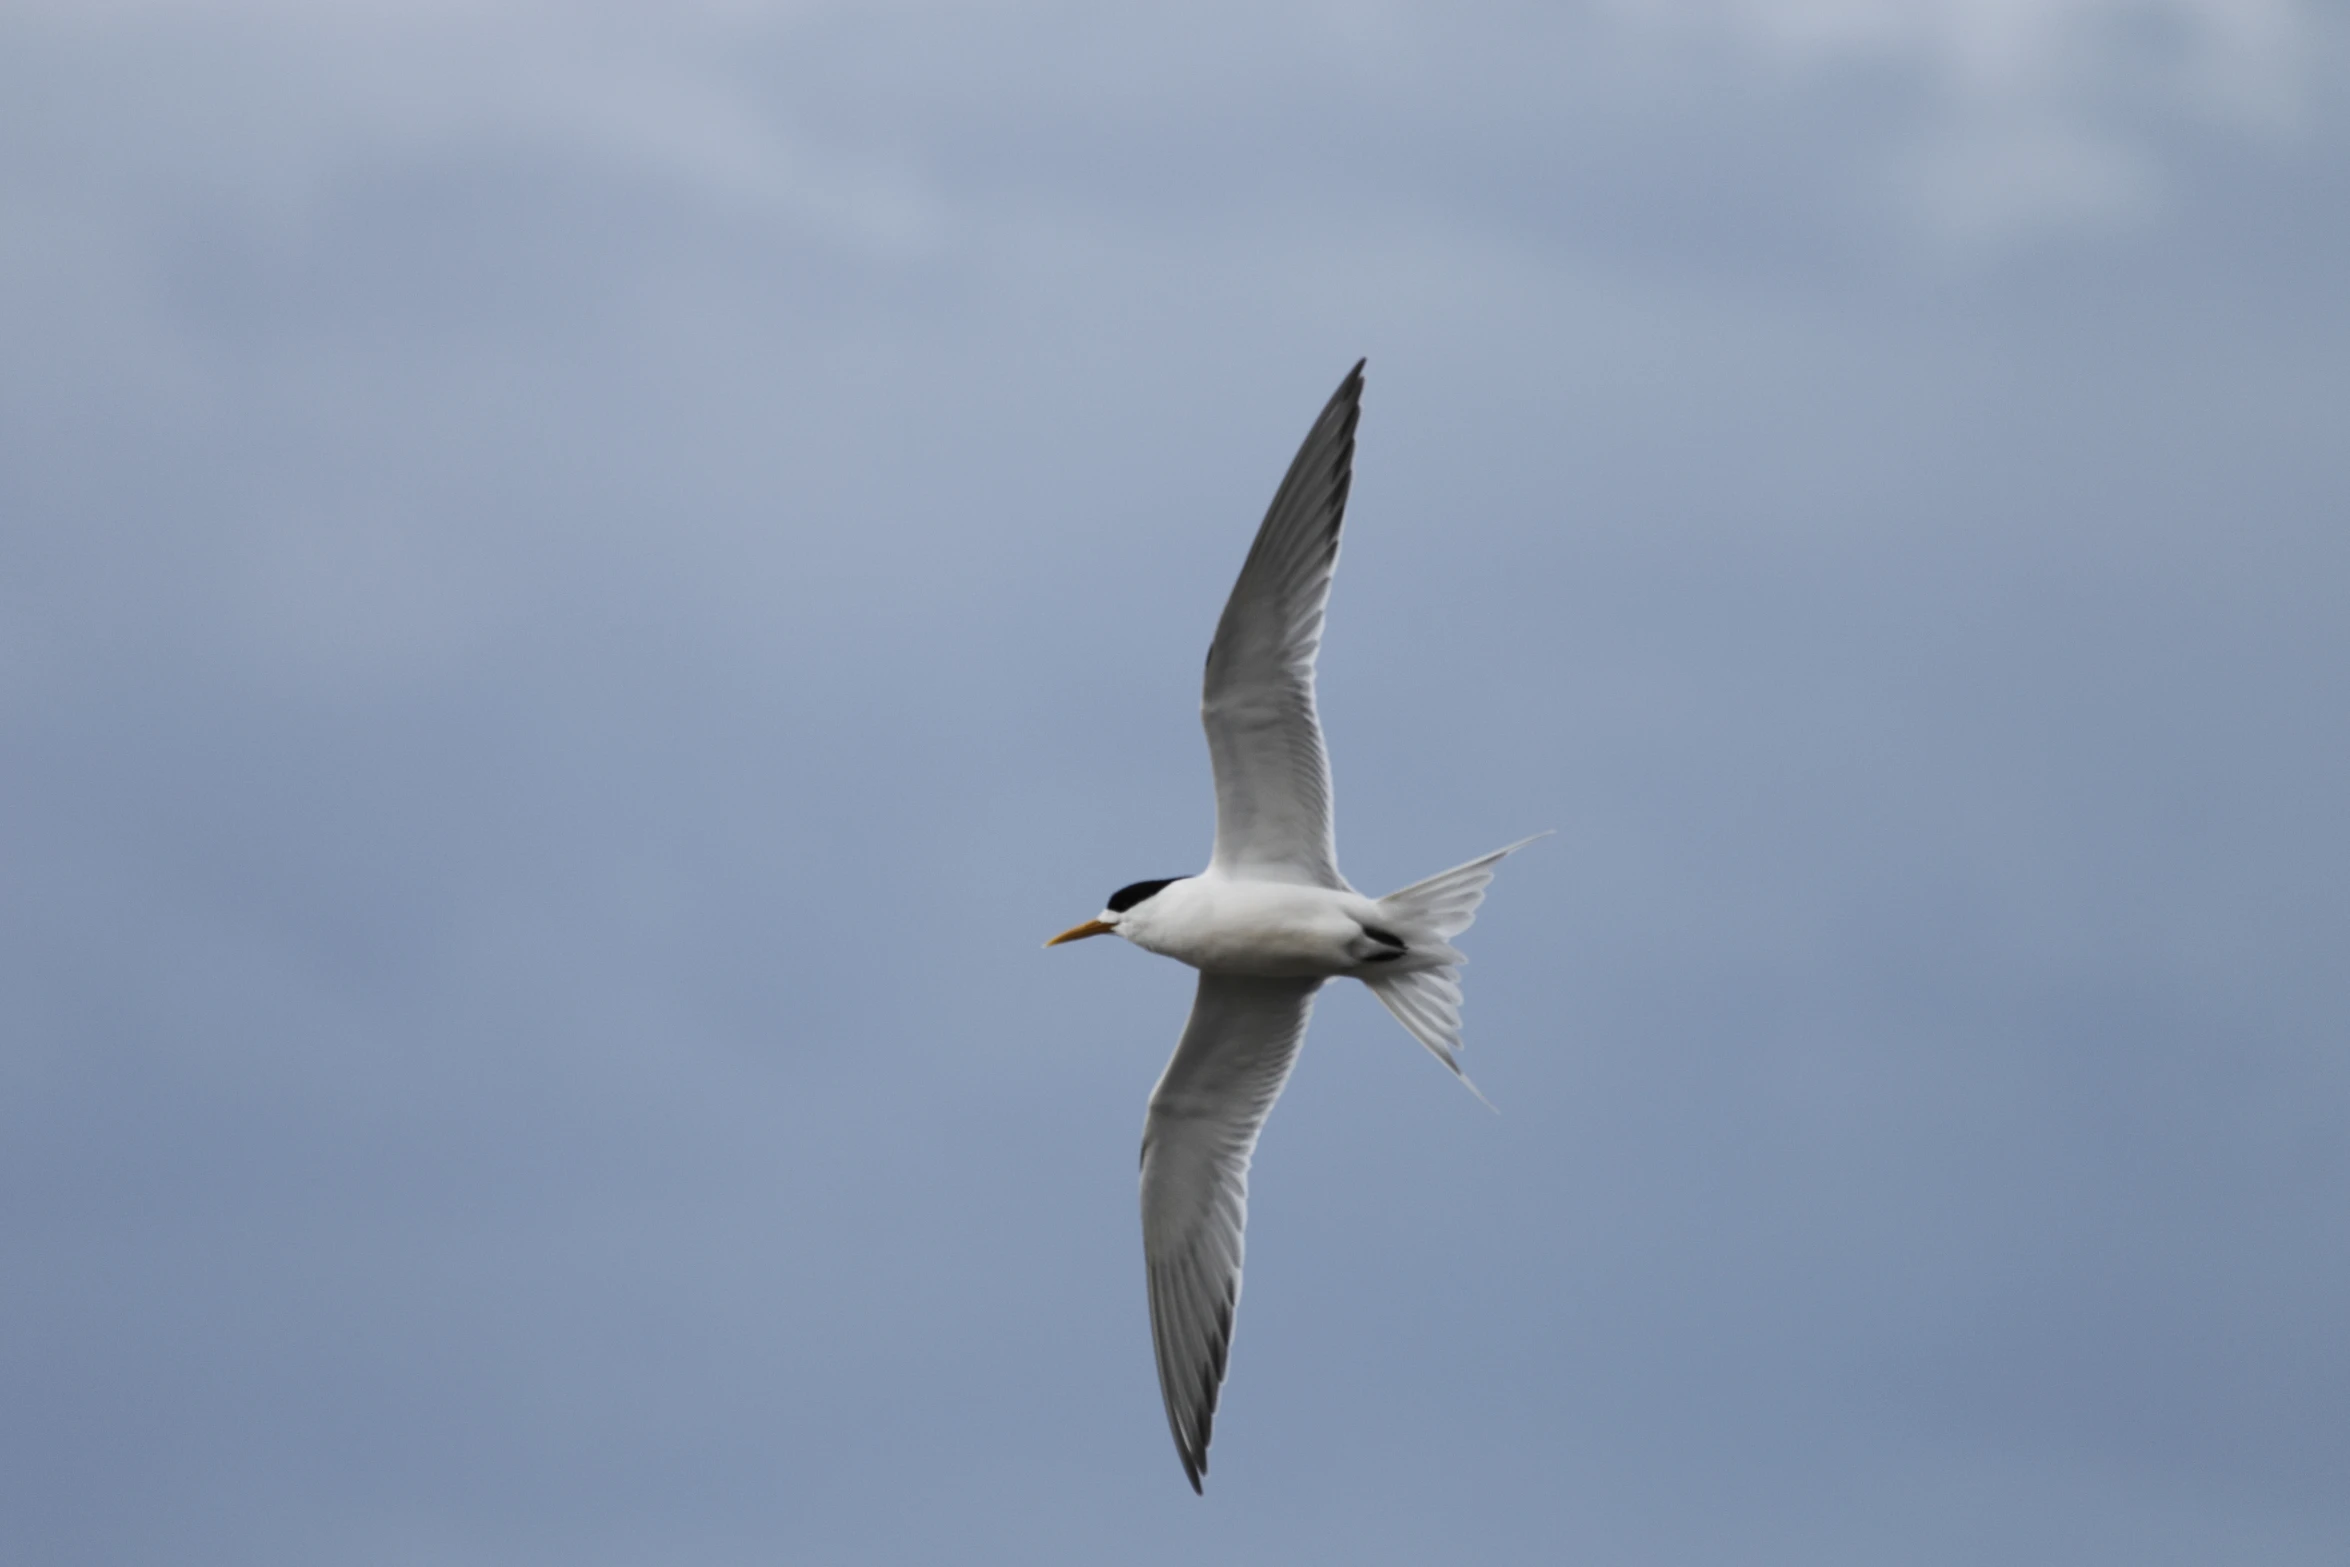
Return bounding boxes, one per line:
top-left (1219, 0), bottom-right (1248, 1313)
top-left (1612, 0), bottom-right (2326, 246)
top-left (12, 0), bottom-right (2326, 264)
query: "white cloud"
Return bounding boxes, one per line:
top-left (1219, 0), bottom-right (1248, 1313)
top-left (2, 2), bottom-right (941, 258)
top-left (0, 0), bottom-right (2332, 291)
top-left (1908, 108), bottom-right (2160, 249)
top-left (1610, 0), bottom-right (2325, 247)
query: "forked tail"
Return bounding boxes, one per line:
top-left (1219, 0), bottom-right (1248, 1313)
top-left (1363, 833), bottom-right (1549, 1106)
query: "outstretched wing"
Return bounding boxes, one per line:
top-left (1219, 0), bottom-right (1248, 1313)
top-left (1202, 361), bottom-right (1363, 889)
top-left (1139, 972), bottom-right (1323, 1491)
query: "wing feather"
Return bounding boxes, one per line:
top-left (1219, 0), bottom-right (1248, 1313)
top-left (1202, 362), bottom-right (1364, 888)
top-left (1139, 972), bottom-right (1322, 1491)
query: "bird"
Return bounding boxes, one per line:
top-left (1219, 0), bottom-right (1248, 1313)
top-left (1046, 360), bottom-right (1543, 1492)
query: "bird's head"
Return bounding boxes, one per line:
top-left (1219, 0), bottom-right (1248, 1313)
top-left (1045, 877), bottom-right (1185, 947)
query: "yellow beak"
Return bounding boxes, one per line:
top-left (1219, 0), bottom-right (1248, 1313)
top-left (1045, 918), bottom-right (1115, 947)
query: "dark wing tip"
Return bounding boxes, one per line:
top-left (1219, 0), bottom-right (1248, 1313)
top-left (1176, 1285), bottom-right (1237, 1492)
top-left (1152, 1260), bottom-right (1239, 1493)
top-left (1336, 358), bottom-right (1366, 414)
top-left (1182, 1405), bottom-right (1213, 1492)
top-left (1318, 365), bottom-right (1364, 524)
top-left (1317, 359), bottom-right (1365, 436)
top-left (1174, 1399), bottom-right (1212, 1493)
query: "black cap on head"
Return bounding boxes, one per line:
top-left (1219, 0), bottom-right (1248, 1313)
top-left (1107, 878), bottom-right (1185, 913)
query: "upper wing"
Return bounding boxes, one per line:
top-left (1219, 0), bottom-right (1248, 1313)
top-left (1201, 361), bottom-right (1364, 889)
top-left (1139, 972), bottom-right (1323, 1492)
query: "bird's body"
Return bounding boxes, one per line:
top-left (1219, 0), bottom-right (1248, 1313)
top-left (1116, 875), bottom-right (1429, 978)
top-left (1048, 360), bottom-right (1540, 1492)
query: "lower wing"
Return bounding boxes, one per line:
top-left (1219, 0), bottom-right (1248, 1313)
top-left (1138, 971), bottom-right (1322, 1491)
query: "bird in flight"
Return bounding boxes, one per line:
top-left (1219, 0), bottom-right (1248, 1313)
top-left (1047, 361), bottom-right (1542, 1492)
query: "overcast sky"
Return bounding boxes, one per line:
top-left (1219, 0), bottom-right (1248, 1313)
top-left (5, 3), bottom-right (2348, 1562)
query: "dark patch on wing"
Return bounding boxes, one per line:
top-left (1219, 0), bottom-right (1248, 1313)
top-left (1175, 1280), bottom-right (1238, 1495)
top-left (1201, 360), bottom-right (1363, 687)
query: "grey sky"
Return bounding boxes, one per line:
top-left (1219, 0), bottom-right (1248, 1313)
top-left (4, 3), bottom-right (2347, 1562)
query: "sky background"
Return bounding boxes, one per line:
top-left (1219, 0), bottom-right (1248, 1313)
top-left (4, 2), bottom-right (2348, 1561)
